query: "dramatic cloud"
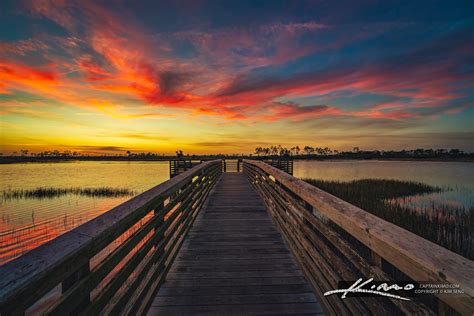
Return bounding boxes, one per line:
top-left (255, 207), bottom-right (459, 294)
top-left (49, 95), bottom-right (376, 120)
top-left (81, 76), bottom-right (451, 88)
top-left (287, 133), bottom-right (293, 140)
top-left (0, 61), bottom-right (59, 93)
top-left (1, 0), bottom-right (473, 152)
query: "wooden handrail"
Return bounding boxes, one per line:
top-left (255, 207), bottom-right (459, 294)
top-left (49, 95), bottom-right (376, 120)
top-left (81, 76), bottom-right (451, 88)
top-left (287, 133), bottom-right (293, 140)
top-left (243, 159), bottom-right (473, 315)
top-left (0, 160), bottom-right (222, 315)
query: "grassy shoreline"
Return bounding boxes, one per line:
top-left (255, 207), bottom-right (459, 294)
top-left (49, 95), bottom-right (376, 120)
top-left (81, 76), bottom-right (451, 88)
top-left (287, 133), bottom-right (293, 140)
top-left (304, 178), bottom-right (472, 259)
top-left (1, 187), bottom-right (136, 200)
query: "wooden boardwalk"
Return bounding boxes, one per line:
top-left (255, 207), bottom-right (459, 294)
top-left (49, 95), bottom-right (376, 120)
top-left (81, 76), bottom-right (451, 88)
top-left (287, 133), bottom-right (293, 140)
top-left (1, 161), bottom-right (471, 315)
top-left (148, 173), bottom-right (323, 315)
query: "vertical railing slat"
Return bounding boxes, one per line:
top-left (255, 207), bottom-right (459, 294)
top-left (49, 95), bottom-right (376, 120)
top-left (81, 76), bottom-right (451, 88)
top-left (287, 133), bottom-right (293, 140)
top-left (242, 160), bottom-right (471, 315)
top-left (0, 160), bottom-right (222, 316)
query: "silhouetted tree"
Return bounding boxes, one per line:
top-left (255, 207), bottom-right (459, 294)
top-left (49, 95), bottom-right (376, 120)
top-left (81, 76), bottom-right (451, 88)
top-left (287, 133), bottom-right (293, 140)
top-left (304, 146), bottom-right (314, 155)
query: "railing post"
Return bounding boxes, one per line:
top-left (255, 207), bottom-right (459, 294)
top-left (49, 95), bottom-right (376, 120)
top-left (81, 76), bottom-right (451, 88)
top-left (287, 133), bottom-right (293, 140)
top-left (62, 262), bottom-right (90, 312)
top-left (154, 202), bottom-right (165, 258)
top-left (0, 160), bottom-right (223, 316)
top-left (438, 301), bottom-right (451, 316)
top-left (370, 250), bottom-right (383, 279)
top-left (241, 159), bottom-right (474, 315)
top-left (370, 251), bottom-right (383, 268)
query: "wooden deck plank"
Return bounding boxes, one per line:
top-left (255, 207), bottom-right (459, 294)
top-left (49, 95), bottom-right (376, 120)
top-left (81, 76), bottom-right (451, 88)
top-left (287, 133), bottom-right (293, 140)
top-left (148, 303), bottom-right (324, 315)
top-left (148, 173), bottom-right (323, 315)
top-left (157, 284), bottom-right (313, 296)
top-left (153, 293), bottom-right (318, 306)
top-left (172, 258), bottom-right (296, 266)
top-left (160, 277), bottom-right (310, 288)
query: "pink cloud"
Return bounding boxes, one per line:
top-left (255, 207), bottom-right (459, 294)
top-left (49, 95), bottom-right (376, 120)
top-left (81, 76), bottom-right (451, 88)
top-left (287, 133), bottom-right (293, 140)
top-left (2, 0), bottom-right (468, 124)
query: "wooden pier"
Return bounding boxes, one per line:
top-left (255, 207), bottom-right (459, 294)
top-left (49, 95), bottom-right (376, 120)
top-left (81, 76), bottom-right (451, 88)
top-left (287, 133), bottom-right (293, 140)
top-left (0, 160), bottom-right (472, 315)
top-left (149, 173), bottom-right (322, 315)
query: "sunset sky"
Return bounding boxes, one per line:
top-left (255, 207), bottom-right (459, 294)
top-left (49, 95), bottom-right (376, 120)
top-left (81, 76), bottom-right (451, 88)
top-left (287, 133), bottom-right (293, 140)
top-left (1, 0), bottom-right (473, 154)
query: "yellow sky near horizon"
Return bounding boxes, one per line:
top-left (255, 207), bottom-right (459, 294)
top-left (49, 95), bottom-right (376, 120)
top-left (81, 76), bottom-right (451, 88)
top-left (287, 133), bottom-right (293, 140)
top-left (2, 104), bottom-right (470, 155)
top-left (1, 1), bottom-right (473, 155)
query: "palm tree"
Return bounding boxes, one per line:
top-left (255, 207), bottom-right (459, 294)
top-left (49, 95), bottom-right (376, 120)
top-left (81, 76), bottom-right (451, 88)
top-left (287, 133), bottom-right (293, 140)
top-left (303, 146), bottom-right (314, 155)
top-left (269, 146), bottom-right (277, 156)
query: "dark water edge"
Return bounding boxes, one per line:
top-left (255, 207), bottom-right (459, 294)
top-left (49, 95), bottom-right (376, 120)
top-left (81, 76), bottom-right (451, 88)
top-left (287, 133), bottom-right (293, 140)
top-left (304, 178), bottom-right (473, 259)
top-left (1, 155), bottom-right (474, 164)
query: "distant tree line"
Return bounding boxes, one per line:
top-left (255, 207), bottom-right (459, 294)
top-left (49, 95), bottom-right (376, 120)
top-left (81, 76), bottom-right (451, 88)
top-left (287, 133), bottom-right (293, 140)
top-left (1, 147), bottom-right (473, 163)
top-left (254, 145), bottom-right (335, 156)
top-left (25, 150), bottom-right (80, 157)
top-left (254, 146), bottom-right (472, 159)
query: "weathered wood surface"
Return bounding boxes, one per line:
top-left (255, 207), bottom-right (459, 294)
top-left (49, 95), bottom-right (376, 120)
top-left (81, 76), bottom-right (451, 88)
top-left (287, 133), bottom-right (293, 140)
top-left (169, 159), bottom-right (204, 178)
top-left (0, 160), bottom-right (221, 315)
top-left (148, 173), bottom-right (323, 315)
top-left (3, 158), bottom-right (470, 315)
top-left (243, 159), bottom-right (474, 315)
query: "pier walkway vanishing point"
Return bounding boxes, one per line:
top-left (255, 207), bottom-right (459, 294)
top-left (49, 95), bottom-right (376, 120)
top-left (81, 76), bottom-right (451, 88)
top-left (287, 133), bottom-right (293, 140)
top-left (148, 173), bottom-right (323, 315)
top-left (0, 160), bottom-right (472, 315)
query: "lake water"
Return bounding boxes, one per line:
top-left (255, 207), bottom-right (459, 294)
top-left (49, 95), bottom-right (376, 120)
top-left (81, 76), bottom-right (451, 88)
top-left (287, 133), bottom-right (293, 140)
top-left (294, 160), bottom-right (474, 210)
top-left (0, 161), bottom-right (169, 264)
top-left (1, 160), bottom-right (473, 265)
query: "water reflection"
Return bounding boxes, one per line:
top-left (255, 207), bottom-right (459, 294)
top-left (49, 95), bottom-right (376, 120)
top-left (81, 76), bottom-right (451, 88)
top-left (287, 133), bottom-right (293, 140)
top-left (294, 160), bottom-right (474, 209)
top-left (1, 160), bottom-right (473, 265)
top-left (0, 161), bottom-right (169, 264)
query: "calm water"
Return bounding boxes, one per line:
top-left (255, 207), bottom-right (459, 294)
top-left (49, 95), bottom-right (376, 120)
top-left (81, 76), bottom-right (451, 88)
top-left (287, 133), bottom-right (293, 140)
top-left (295, 160), bottom-right (474, 209)
top-left (0, 161), bottom-right (169, 264)
top-left (1, 160), bottom-right (473, 264)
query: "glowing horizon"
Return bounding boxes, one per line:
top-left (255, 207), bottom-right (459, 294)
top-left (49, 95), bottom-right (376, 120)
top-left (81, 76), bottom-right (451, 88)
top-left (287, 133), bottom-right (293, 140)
top-left (1, 1), bottom-right (474, 155)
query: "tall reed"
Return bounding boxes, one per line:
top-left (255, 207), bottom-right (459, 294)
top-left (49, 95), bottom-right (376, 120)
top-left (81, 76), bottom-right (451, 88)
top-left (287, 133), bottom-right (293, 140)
top-left (1, 187), bottom-right (135, 200)
top-left (304, 178), bottom-right (472, 259)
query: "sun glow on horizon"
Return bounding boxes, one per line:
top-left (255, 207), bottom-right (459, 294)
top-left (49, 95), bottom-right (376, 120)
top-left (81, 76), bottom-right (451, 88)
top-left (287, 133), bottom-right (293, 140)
top-left (1, 1), bottom-right (474, 154)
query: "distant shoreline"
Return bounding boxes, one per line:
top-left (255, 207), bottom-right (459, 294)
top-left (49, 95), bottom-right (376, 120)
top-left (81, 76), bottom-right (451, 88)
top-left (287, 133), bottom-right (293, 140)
top-left (296, 157), bottom-right (474, 162)
top-left (1, 156), bottom-right (473, 164)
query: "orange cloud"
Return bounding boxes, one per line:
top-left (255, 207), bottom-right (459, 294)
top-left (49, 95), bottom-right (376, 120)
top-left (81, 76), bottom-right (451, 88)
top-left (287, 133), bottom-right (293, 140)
top-left (76, 55), bottom-right (111, 81)
top-left (3, 0), bottom-right (469, 126)
top-left (0, 60), bottom-right (58, 93)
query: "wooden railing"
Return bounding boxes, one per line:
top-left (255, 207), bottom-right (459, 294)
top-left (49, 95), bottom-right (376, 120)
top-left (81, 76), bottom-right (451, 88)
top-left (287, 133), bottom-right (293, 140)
top-left (263, 158), bottom-right (293, 175)
top-left (169, 159), bottom-right (204, 178)
top-left (0, 160), bottom-right (222, 315)
top-left (223, 159), bottom-right (242, 173)
top-left (243, 160), bottom-right (473, 315)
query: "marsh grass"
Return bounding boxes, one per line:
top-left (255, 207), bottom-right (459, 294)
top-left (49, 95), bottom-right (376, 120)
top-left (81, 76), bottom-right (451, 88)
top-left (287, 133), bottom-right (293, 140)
top-left (1, 187), bottom-right (136, 200)
top-left (304, 178), bottom-right (472, 259)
